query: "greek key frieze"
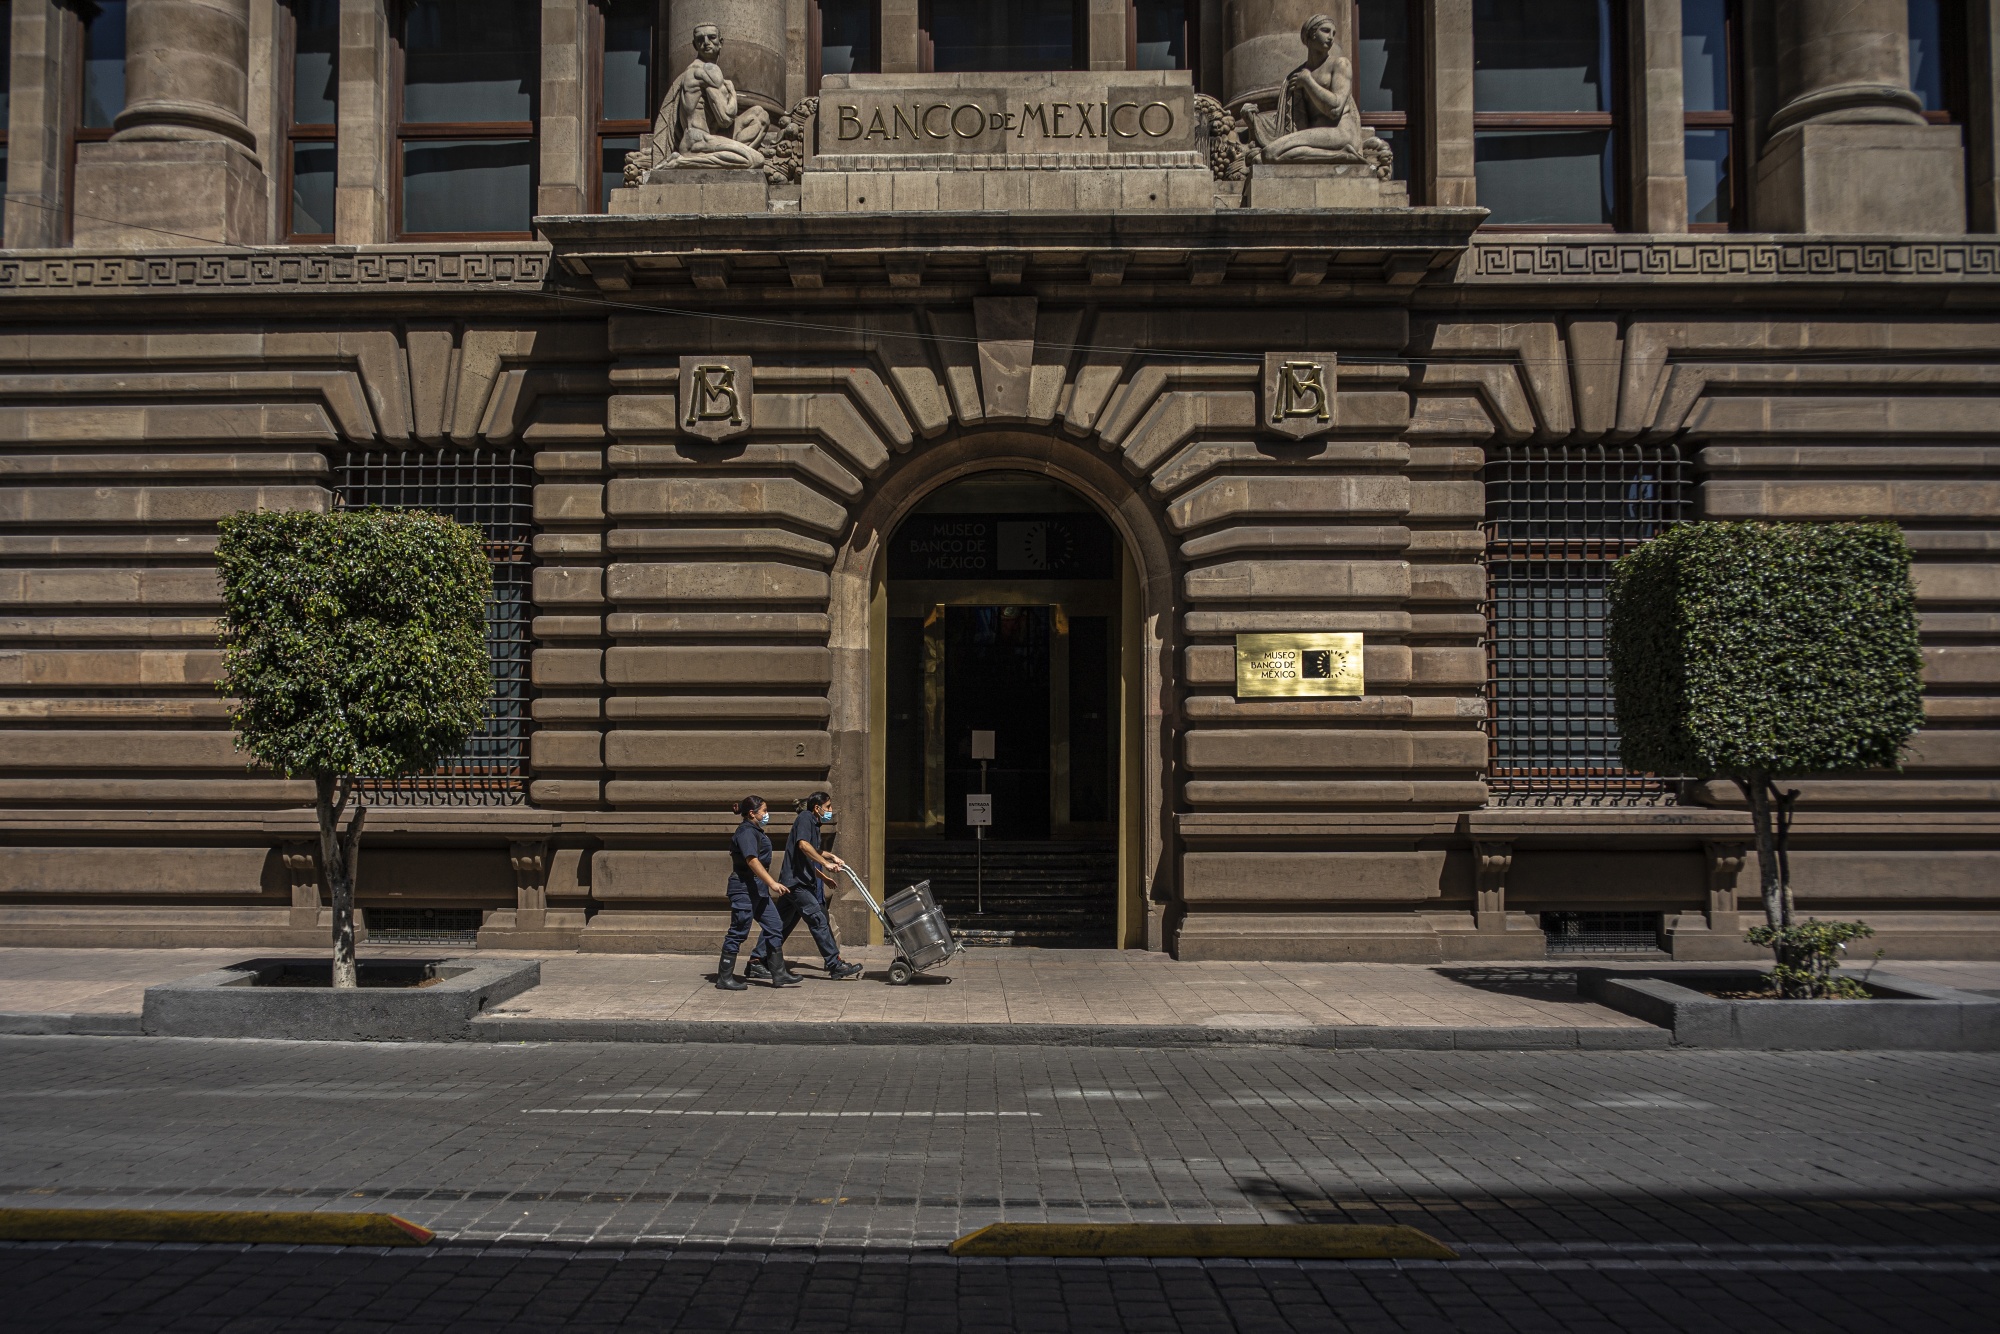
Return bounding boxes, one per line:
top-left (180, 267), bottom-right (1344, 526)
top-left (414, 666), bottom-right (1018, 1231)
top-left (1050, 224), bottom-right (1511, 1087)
top-left (0, 246), bottom-right (552, 294)
top-left (1467, 239), bottom-right (2000, 282)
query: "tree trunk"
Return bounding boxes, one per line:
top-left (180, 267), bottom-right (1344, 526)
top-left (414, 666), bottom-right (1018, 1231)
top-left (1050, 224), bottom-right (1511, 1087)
top-left (313, 774), bottom-right (367, 989)
top-left (1743, 772), bottom-right (1785, 930)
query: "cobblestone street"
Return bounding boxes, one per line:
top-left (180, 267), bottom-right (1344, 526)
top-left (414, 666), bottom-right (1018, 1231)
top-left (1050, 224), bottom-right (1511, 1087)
top-left (2, 1034), bottom-right (1997, 1330)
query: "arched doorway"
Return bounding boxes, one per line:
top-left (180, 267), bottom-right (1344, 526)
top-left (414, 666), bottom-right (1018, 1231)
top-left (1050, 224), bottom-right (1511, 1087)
top-left (878, 471), bottom-right (1133, 947)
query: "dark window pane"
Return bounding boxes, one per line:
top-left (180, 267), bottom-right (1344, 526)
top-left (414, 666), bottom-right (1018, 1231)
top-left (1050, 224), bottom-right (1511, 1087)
top-left (292, 0), bottom-right (339, 123)
top-left (927, 0), bottom-right (1077, 73)
top-left (402, 0), bottom-right (538, 124)
top-left (1134, 0), bottom-right (1187, 70)
top-left (1681, 0), bottom-right (1729, 111)
top-left (1474, 128), bottom-right (1613, 224)
top-left (82, 1), bottom-right (127, 129)
top-left (820, 0), bottom-right (880, 74)
top-left (291, 141), bottom-right (337, 233)
top-left (600, 0), bottom-right (654, 121)
top-left (0, 145), bottom-right (8, 192)
top-left (1473, 0), bottom-right (1609, 112)
top-left (1684, 127), bottom-right (1730, 225)
top-left (601, 133), bottom-right (638, 203)
top-left (1909, 0), bottom-right (1946, 111)
top-left (1355, 0), bottom-right (1410, 113)
top-left (402, 138), bottom-right (533, 232)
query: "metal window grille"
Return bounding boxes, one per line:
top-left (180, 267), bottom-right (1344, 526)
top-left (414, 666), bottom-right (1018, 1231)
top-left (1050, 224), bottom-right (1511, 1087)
top-left (335, 449), bottom-right (533, 806)
top-left (1484, 444), bottom-right (1689, 807)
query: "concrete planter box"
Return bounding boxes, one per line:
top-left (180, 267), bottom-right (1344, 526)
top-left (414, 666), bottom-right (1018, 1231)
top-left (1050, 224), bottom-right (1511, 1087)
top-left (1579, 969), bottom-right (2000, 1050)
top-left (142, 957), bottom-right (540, 1042)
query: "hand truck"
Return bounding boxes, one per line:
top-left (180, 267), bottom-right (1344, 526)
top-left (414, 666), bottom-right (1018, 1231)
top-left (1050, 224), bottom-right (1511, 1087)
top-left (835, 865), bottom-right (963, 985)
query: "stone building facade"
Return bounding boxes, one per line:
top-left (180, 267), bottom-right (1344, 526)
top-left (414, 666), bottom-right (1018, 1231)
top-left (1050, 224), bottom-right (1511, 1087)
top-left (2, 0), bottom-right (1998, 961)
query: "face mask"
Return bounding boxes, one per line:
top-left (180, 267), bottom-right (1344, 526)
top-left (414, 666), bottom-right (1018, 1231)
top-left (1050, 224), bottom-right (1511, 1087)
top-left (758, 812), bottom-right (769, 827)
top-left (819, 809), bottom-right (836, 824)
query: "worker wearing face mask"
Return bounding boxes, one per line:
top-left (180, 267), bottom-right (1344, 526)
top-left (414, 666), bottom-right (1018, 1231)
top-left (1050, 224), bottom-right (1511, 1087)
top-left (716, 795), bottom-right (798, 991)
top-left (748, 790), bottom-right (864, 982)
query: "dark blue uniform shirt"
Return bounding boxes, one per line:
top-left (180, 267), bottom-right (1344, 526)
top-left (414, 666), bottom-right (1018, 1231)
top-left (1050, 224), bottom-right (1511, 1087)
top-left (781, 810), bottom-right (822, 889)
top-left (728, 820), bottom-right (772, 888)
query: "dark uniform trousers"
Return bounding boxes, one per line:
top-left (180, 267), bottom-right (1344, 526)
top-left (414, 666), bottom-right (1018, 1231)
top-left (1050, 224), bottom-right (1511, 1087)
top-left (759, 875), bottom-right (842, 964)
top-left (722, 876), bottom-right (786, 963)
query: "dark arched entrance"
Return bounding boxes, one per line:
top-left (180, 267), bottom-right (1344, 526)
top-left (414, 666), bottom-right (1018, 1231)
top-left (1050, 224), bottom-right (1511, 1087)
top-left (881, 471), bottom-right (1126, 946)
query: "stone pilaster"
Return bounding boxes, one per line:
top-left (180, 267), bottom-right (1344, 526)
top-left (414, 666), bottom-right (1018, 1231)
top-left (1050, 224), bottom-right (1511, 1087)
top-left (1629, 0), bottom-right (1689, 233)
top-left (334, 0), bottom-right (392, 244)
top-left (539, 0), bottom-right (593, 216)
top-left (1755, 0), bottom-right (1966, 235)
top-left (1968, 0), bottom-right (2000, 232)
top-left (4, 0), bottom-right (73, 247)
top-left (73, 0), bottom-right (272, 247)
top-left (1421, 0), bottom-right (1475, 209)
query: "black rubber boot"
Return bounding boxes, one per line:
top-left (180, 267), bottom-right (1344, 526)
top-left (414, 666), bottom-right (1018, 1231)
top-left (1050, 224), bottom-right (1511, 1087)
top-left (767, 958), bottom-right (803, 988)
top-left (715, 954), bottom-right (747, 991)
top-left (826, 959), bottom-right (864, 981)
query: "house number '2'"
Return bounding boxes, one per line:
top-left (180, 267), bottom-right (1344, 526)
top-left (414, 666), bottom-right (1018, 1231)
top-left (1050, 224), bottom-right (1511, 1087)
top-left (686, 364), bottom-right (744, 426)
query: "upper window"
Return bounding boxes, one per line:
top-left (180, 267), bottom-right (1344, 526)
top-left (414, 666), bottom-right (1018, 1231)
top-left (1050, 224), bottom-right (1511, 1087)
top-left (1680, 0), bottom-right (1736, 229)
top-left (920, 0), bottom-right (1084, 72)
top-left (813, 0), bottom-right (881, 92)
top-left (286, 0), bottom-right (339, 240)
top-left (1355, 0), bottom-right (1417, 184)
top-left (397, 0), bottom-right (539, 238)
top-left (79, 0), bottom-right (126, 132)
top-left (1131, 0), bottom-right (1194, 71)
top-left (595, 0), bottom-right (655, 207)
top-left (1908, 0), bottom-right (1967, 124)
top-left (1472, 0), bottom-right (1619, 228)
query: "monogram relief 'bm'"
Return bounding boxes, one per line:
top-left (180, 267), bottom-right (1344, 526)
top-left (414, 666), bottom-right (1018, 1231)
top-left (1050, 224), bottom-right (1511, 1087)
top-left (678, 355), bottom-right (753, 440)
top-left (1263, 352), bottom-right (1337, 439)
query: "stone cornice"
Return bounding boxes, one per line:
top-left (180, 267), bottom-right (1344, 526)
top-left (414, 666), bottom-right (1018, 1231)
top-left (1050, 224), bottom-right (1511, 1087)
top-left (0, 243), bottom-right (552, 295)
top-left (1462, 234), bottom-right (2000, 284)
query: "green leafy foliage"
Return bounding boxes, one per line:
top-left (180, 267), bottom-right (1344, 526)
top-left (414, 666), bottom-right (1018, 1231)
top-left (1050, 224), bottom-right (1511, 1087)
top-left (217, 509), bottom-right (492, 779)
top-left (1607, 522), bottom-right (1924, 779)
top-left (1745, 919), bottom-right (1876, 999)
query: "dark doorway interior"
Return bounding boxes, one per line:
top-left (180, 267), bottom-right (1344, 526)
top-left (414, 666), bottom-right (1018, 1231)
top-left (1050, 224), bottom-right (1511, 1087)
top-left (882, 473), bottom-right (1121, 947)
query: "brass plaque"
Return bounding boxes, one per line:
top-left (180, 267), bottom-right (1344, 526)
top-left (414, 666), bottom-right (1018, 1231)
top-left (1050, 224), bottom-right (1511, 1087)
top-left (678, 355), bottom-right (752, 442)
top-left (1234, 633), bottom-right (1364, 698)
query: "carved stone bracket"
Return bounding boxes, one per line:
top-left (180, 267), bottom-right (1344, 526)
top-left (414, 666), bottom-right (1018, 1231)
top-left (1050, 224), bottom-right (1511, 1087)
top-left (1475, 840), bottom-right (1513, 931)
top-left (1703, 840), bottom-right (1749, 931)
top-left (282, 841), bottom-right (322, 927)
top-left (510, 840), bottom-right (550, 930)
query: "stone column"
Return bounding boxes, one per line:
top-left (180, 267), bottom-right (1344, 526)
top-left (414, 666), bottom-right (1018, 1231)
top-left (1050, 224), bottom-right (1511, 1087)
top-left (668, 0), bottom-right (785, 112)
top-left (1755, 0), bottom-right (1966, 234)
top-left (1223, 0), bottom-right (1342, 112)
top-left (72, 0), bottom-right (271, 247)
top-left (539, 0), bottom-right (593, 216)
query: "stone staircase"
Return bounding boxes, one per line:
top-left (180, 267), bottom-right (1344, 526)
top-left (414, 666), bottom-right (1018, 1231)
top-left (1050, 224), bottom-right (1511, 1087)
top-left (883, 840), bottom-right (1118, 949)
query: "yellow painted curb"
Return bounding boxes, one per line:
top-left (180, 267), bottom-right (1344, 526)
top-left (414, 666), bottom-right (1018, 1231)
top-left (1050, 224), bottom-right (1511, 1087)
top-left (0, 1208), bottom-right (435, 1247)
top-left (948, 1222), bottom-right (1456, 1260)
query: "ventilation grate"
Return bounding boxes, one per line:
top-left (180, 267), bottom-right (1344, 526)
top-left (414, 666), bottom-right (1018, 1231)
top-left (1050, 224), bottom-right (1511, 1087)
top-left (1484, 444), bottom-right (1689, 807)
top-left (335, 449), bottom-right (534, 806)
top-left (364, 907), bottom-right (483, 944)
top-left (1542, 911), bottom-right (1663, 956)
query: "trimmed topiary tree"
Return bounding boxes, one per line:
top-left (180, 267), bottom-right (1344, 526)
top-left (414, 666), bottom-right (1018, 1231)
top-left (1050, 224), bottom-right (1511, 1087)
top-left (217, 509), bottom-right (491, 988)
top-left (1607, 522), bottom-right (1924, 996)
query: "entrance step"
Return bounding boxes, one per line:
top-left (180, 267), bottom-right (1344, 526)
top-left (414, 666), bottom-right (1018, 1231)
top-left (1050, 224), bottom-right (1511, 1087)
top-left (885, 840), bottom-right (1118, 949)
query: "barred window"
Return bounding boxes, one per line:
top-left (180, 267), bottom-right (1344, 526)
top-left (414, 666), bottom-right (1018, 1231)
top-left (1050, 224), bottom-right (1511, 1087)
top-left (335, 449), bottom-right (533, 805)
top-left (1483, 444), bottom-right (1689, 806)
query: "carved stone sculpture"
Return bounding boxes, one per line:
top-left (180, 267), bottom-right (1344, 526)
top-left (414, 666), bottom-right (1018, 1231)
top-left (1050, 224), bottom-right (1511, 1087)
top-left (1243, 14), bottom-right (1393, 180)
top-left (624, 24), bottom-right (770, 183)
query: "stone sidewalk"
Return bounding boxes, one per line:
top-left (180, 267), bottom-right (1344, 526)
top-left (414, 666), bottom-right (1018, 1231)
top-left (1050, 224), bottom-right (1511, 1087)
top-left (4, 945), bottom-right (1995, 1046)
